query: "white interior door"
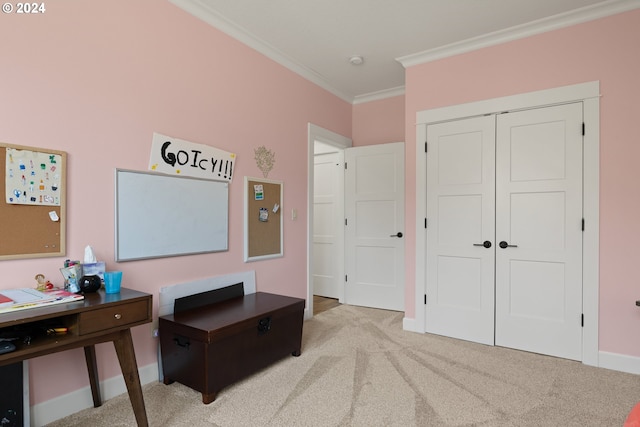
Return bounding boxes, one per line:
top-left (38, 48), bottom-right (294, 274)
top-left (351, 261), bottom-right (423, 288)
top-left (425, 116), bottom-right (496, 345)
top-left (495, 103), bottom-right (583, 360)
top-left (345, 142), bottom-right (405, 311)
top-left (313, 150), bottom-right (343, 299)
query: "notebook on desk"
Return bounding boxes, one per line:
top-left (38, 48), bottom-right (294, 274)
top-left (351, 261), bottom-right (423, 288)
top-left (0, 288), bottom-right (83, 314)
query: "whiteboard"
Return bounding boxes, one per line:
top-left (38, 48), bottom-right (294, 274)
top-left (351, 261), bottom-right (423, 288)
top-left (115, 169), bottom-right (228, 261)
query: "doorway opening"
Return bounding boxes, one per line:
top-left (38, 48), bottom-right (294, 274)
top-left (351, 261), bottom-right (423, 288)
top-left (306, 124), bottom-right (351, 318)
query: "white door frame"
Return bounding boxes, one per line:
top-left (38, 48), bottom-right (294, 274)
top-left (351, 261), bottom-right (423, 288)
top-left (413, 81), bottom-right (600, 367)
top-left (307, 123), bottom-right (352, 319)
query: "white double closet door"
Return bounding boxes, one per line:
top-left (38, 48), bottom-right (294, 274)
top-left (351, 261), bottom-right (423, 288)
top-left (425, 103), bottom-right (584, 361)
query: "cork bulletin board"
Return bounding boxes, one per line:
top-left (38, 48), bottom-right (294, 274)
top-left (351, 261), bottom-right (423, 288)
top-left (0, 142), bottom-right (67, 260)
top-left (244, 177), bottom-right (283, 261)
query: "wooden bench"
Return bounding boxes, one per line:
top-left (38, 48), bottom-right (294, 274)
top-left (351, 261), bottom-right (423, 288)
top-left (159, 287), bottom-right (304, 404)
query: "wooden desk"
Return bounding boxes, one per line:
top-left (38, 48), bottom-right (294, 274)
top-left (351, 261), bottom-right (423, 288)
top-left (0, 287), bottom-right (152, 427)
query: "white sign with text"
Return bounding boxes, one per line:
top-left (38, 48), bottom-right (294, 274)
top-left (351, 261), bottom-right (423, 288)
top-left (148, 132), bottom-right (236, 182)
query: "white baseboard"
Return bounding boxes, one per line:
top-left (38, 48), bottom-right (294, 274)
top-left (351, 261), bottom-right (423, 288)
top-left (403, 316), bottom-right (420, 333)
top-left (598, 351), bottom-right (640, 375)
top-left (401, 318), bottom-right (640, 376)
top-left (31, 362), bottom-right (159, 426)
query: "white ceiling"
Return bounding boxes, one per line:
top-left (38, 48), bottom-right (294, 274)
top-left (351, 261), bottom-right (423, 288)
top-left (170, 0), bottom-right (638, 103)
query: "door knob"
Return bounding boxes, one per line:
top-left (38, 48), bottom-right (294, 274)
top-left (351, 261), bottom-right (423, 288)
top-left (473, 240), bottom-right (492, 248)
top-left (499, 241), bottom-right (518, 249)
top-left (390, 232), bottom-right (403, 238)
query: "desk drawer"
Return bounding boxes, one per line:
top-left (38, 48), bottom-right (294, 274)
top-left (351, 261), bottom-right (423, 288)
top-left (78, 300), bottom-right (150, 335)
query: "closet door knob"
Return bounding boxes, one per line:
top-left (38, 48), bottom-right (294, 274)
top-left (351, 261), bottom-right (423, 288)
top-left (473, 241), bottom-right (492, 248)
top-left (499, 241), bottom-right (518, 249)
top-left (390, 232), bottom-right (403, 238)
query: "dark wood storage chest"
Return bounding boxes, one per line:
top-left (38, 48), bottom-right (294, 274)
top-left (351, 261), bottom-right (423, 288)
top-left (159, 292), bottom-right (305, 404)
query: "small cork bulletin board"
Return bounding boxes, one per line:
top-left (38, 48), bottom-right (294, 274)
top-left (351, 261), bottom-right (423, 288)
top-left (244, 177), bottom-right (283, 261)
top-left (0, 142), bottom-right (66, 260)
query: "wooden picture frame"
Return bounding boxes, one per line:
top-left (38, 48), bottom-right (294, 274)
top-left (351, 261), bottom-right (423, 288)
top-left (244, 177), bottom-right (283, 262)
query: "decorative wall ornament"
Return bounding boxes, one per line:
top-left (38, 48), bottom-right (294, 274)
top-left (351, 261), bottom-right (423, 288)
top-left (254, 146), bottom-right (275, 178)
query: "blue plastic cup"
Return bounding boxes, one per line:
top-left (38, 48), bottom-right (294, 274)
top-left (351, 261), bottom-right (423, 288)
top-left (104, 271), bottom-right (123, 294)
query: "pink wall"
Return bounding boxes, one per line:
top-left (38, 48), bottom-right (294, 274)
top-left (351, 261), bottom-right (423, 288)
top-left (352, 95), bottom-right (405, 146)
top-left (404, 10), bottom-right (640, 356)
top-left (0, 1), bottom-right (351, 404)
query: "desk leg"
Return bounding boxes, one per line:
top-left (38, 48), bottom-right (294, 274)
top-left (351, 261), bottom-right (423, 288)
top-left (113, 329), bottom-right (149, 427)
top-left (83, 345), bottom-right (102, 407)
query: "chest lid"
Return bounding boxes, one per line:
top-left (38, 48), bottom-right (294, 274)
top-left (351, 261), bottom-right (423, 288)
top-left (159, 292), bottom-right (304, 343)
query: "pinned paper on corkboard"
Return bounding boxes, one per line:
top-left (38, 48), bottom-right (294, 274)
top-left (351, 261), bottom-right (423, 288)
top-left (5, 147), bottom-right (63, 206)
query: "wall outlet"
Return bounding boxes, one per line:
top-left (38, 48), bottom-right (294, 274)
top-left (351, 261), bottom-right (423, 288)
top-left (151, 319), bottom-right (159, 338)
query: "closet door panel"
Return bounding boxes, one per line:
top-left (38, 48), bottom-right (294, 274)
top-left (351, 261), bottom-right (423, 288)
top-left (495, 103), bottom-right (583, 361)
top-left (425, 116), bottom-right (495, 345)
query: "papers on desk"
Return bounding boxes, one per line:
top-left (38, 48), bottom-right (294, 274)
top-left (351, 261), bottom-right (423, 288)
top-left (1, 288), bottom-right (48, 304)
top-left (0, 293), bottom-right (13, 308)
top-left (0, 288), bottom-right (84, 314)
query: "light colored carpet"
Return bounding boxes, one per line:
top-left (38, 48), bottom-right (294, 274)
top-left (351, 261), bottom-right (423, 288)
top-left (47, 304), bottom-right (640, 426)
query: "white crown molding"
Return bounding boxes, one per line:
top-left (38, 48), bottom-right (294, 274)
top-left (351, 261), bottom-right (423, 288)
top-left (397, 0), bottom-right (640, 68)
top-left (169, 0), bottom-right (355, 103)
top-left (170, 0), bottom-right (639, 104)
top-left (353, 86), bottom-right (405, 105)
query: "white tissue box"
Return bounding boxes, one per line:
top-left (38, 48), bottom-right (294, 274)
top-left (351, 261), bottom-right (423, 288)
top-left (82, 262), bottom-right (106, 282)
